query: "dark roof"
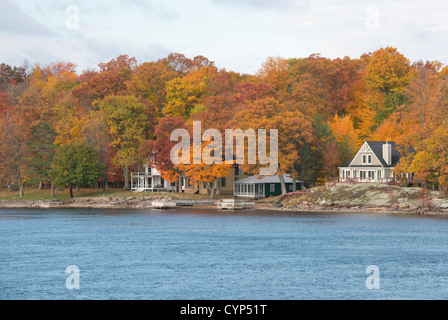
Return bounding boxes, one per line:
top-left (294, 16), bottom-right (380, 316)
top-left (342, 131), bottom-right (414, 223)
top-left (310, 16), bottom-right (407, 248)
top-left (339, 141), bottom-right (415, 168)
top-left (234, 174), bottom-right (302, 185)
top-left (340, 160), bottom-right (352, 167)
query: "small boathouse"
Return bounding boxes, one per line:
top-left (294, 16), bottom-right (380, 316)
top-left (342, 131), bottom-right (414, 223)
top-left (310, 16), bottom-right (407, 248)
top-left (233, 174), bottom-right (302, 198)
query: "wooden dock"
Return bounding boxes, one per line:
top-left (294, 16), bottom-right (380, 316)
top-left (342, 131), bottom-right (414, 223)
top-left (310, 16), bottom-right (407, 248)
top-left (33, 200), bottom-right (61, 208)
top-left (152, 199), bottom-right (215, 209)
top-left (152, 199), bottom-right (254, 210)
top-left (174, 199), bottom-right (215, 207)
top-left (151, 201), bottom-right (177, 209)
top-left (217, 199), bottom-right (255, 210)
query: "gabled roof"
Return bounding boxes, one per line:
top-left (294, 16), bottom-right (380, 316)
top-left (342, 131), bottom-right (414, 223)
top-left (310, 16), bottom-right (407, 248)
top-left (368, 141), bottom-right (399, 167)
top-left (339, 141), bottom-right (415, 168)
top-left (233, 174), bottom-right (301, 185)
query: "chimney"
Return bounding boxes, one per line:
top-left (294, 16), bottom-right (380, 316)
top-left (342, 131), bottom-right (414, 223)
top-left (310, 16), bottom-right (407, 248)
top-left (383, 142), bottom-right (392, 165)
top-left (144, 163), bottom-right (149, 175)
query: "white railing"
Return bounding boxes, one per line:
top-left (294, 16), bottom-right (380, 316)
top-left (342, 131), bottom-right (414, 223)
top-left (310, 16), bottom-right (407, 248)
top-left (326, 177), bottom-right (396, 185)
top-left (131, 172), bottom-right (149, 177)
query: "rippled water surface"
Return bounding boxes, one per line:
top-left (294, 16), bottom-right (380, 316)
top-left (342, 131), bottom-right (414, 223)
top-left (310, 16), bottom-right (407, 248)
top-left (1, 208), bottom-right (448, 300)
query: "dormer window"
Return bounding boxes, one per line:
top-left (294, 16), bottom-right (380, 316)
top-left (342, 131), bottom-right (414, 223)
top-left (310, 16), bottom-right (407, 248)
top-left (362, 154), bottom-right (372, 164)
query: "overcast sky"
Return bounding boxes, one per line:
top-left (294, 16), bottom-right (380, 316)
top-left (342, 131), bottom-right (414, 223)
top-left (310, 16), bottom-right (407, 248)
top-left (1, 0), bottom-right (448, 74)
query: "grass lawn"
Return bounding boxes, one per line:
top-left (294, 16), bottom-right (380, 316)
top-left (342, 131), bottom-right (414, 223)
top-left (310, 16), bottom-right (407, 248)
top-left (0, 187), bottom-right (233, 201)
top-left (0, 188), bottom-right (130, 201)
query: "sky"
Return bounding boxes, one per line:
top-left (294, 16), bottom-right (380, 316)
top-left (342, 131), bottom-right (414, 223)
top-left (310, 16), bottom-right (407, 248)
top-left (1, 0), bottom-right (448, 74)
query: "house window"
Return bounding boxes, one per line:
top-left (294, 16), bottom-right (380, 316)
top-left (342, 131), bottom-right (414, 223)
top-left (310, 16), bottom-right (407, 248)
top-left (377, 170), bottom-right (382, 180)
top-left (368, 171), bottom-right (375, 179)
top-left (289, 185), bottom-right (293, 191)
top-left (270, 184), bottom-right (275, 193)
top-left (221, 177), bottom-right (226, 187)
top-left (235, 166), bottom-right (239, 176)
top-left (360, 171), bottom-right (366, 178)
top-left (353, 170), bottom-right (357, 178)
top-left (362, 154), bottom-right (372, 164)
top-left (235, 177), bottom-right (239, 182)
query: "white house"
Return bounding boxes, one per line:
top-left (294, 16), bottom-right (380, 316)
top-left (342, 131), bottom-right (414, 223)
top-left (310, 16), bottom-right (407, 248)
top-left (338, 141), bottom-right (414, 183)
top-left (131, 164), bottom-right (246, 194)
top-left (131, 165), bottom-right (176, 192)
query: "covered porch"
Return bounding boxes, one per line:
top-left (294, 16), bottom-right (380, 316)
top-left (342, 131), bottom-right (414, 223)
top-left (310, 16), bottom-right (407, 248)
top-left (339, 167), bottom-right (395, 183)
top-left (233, 183), bottom-right (265, 198)
top-left (131, 165), bottom-right (174, 192)
top-left (130, 172), bottom-right (167, 192)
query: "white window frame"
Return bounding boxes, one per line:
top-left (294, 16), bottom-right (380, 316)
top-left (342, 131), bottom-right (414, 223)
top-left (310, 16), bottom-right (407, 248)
top-left (362, 154), bottom-right (372, 164)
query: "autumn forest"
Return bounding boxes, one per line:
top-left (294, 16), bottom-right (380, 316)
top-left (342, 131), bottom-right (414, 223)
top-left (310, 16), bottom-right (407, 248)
top-left (1, 47), bottom-right (448, 198)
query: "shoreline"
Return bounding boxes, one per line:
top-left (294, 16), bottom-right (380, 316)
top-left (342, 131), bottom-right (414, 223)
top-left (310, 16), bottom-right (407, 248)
top-left (2, 183), bottom-right (447, 217)
top-left (1, 198), bottom-right (447, 216)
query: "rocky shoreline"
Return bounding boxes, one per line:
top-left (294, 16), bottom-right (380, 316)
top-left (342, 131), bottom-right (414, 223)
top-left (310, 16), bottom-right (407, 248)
top-left (0, 195), bottom-right (170, 209)
top-left (1, 183), bottom-right (447, 216)
top-left (1, 193), bottom-right (448, 216)
top-left (262, 183), bottom-right (448, 216)
top-left (254, 201), bottom-right (448, 215)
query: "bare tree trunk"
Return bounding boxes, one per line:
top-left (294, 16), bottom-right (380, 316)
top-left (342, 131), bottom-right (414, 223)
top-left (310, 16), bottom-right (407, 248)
top-left (103, 174), bottom-right (108, 191)
top-left (292, 178), bottom-right (297, 192)
top-left (178, 173), bottom-right (182, 193)
top-left (278, 174), bottom-right (287, 195)
top-left (38, 181), bottom-right (43, 190)
top-left (19, 181), bottom-right (24, 198)
top-left (123, 166), bottom-right (130, 190)
top-left (69, 184), bottom-right (74, 198)
top-left (210, 185), bottom-right (215, 199)
top-left (103, 144), bottom-right (108, 191)
top-left (216, 178), bottom-right (221, 195)
top-left (51, 181), bottom-right (55, 198)
top-left (18, 165), bottom-right (24, 198)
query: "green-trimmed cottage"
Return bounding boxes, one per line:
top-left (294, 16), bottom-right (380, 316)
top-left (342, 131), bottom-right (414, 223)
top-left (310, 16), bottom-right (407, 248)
top-left (233, 174), bottom-right (302, 198)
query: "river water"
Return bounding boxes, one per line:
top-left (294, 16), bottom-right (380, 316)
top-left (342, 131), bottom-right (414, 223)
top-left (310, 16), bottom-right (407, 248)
top-left (1, 208), bottom-right (448, 300)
